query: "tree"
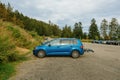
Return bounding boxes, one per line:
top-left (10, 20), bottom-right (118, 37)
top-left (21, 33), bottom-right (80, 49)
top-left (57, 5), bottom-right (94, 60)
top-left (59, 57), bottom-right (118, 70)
top-left (88, 18), bottom-right (100, 40)
top-left (0, 2), bottom-right (62, 37)
top-left (52, 24), bottom-right (61, 36)
top-left (109, 18), bottom-right (119, 40)
top-left (61, 25), bottom-right (72, 38)
top-left (0, 2), bottom-right (5, 19)
top-left (83, 32), bottom-right (87, 39)
top-left (116, 25), bottom-right (120, 40)
top-left (100, 19), bottom-right (108, 40)
top-left (6, 3), bottom-right (13, 21)
top-left (73, 22), bottom-right (83, 39)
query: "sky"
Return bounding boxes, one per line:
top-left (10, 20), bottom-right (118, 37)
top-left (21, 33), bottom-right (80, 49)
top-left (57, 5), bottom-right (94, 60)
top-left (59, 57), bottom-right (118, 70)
top-left (1, 0), bottom-right (120, 32)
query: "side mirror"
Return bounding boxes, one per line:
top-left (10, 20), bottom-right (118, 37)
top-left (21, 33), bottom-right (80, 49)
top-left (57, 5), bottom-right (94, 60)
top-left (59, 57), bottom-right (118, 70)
top-left (41, 42), bottom-right (43, 45)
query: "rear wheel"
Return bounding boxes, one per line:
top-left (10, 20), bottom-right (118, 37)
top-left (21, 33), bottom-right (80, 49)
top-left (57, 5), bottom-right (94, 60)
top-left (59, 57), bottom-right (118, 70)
top-left (37, 50), bottom-right (45, 58)
top-left (71, 50), bottom-right (80, 58)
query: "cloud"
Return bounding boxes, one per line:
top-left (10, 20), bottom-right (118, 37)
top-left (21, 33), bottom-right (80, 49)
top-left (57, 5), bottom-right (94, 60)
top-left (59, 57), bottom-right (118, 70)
top-left (1, 0), bottom-right (120, 32)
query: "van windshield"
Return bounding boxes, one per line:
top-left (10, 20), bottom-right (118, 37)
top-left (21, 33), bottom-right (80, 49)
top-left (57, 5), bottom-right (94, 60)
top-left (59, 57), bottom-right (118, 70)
top-left (42, 39), bottom-right (54, 45)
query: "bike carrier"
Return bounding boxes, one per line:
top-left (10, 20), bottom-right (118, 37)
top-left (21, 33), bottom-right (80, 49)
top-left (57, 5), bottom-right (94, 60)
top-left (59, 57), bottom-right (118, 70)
top-left (84, 48), bottom-right (94, 53)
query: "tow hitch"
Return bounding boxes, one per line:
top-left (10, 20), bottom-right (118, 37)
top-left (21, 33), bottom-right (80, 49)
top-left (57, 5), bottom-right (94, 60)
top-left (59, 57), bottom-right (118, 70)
top-left (84, 48), bottom-right (94, 53)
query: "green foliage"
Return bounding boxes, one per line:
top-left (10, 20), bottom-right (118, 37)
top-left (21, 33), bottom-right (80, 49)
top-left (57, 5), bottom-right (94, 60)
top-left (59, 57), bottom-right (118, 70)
top-left (7, 26), bottom-right (21, 38)
top-left (83, 32), bottom-right (87, 39)
top-left (0, 36), bottom-right (15, 63)
top-left (6, 26), bottom-right (32, 48)
top-left (7, 52), bottom-right (20, 62)
top-left (88, 18), bottom-right (100, 40)
top-left (0, 63), bottom-right (15, 80)
top-left (29, 31), bottom-right (38, 37)
top-left (109, 18), bottom-right (119, 40)
top-left (29, 31), bottom-right (44, 46)
top-left (0, 30), bottom-right (28, 79)
top-left (0, 27), bottom-right (29, 63)
top-left (0, 34), bottom-right (27, 63)
top-left (52, 24), bottom-right (61, 36)
top-left (61, 25), bottom-right (72, 38)
top-left (116, 25), bottom-right (120, 40)
top-left (73, 22), bottom-right (83, 39)
top-left (0, 25), bottom-right (28, 79)
top-left (100, 19), bottom-right (108, 40)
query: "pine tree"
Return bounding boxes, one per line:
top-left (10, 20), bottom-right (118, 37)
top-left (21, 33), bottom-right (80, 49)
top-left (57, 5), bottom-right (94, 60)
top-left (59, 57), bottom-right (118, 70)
top-left (116, 25), bottom-right (120, 40)
top-left (0, 2), bottom-right (6, 20)
top-left (61, 25), bottom-right (72, 38)
top-left (109, 18), bottom-right (119, 40)
top-left (73, 22), bottom-right (83, 39)
top-left (88, 18), bottom-right (100, 40)
top-left (83, 32), bottom-right (87, 39)
top-left (6, 3), bottom-right (13, 21)
top-left (52, 24), bottom-right (61, 36)
top-left (100, 19), bottom-right (108, 40)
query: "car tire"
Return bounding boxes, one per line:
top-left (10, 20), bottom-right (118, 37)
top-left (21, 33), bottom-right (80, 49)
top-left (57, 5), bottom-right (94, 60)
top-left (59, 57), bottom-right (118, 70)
top-left (71, 50), bottom-right (80, 58)
top-left (37, 50), bottom-right (45, 58)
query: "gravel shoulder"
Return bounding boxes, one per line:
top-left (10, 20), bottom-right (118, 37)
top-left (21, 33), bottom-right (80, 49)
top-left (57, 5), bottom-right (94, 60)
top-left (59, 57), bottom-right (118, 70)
top-left (9, 43), bottom-right (120, 80)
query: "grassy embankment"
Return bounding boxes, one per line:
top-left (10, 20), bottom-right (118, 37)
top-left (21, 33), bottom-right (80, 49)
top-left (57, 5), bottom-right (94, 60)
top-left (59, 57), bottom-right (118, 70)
top-left (0, 20), bottom-right (43, 80)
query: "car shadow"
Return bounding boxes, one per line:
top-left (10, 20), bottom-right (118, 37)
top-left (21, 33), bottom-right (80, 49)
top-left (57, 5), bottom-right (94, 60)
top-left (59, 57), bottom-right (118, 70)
top-left (35, 55), bottom-right (88, 59)
top-left (46, 55), bottom-right (71, 58)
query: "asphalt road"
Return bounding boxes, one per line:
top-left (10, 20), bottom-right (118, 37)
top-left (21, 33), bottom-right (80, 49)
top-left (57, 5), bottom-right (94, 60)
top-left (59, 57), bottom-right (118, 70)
top-left (9, 43), bottom-right (120, 80)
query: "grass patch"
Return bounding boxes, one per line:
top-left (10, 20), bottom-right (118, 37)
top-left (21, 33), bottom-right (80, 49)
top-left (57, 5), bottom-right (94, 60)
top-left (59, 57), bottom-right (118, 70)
top-left (81, 39), bottom-right (92, 43)
top-left (0, 55), bottom-right (28, 80)
top-left (0, 63), bottom-right (15, 80)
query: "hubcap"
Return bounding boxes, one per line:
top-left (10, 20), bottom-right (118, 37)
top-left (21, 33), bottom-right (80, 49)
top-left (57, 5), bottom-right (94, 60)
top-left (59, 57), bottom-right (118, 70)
top-left (72, 51), bottom-right (79, 58)
top-left (38, 51), bottom-right (45, 58)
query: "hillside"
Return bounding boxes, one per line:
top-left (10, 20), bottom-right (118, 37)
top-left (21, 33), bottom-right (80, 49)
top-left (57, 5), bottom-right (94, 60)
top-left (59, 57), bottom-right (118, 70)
top-left (0, 20), bottom-right (44, 63)
top-left (0, 2), bottom-right (61, 37)
top-left (0, 20), bottom-right (45, 80)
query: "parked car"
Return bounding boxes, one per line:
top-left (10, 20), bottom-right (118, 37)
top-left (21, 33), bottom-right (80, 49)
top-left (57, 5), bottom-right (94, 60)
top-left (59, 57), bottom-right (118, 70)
top-left (33, 38), bottom-right (84, 58)
top-left (117, 41), bottom-right (120, 45)
top-left (102, 41), bottom-right (107, 44)
top-left (91, 40), bottom-right (102, 44)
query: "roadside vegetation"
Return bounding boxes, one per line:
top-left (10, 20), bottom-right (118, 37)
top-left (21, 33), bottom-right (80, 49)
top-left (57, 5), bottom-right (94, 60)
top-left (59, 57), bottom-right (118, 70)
top-left (0, 20), bottom-right (43, 80)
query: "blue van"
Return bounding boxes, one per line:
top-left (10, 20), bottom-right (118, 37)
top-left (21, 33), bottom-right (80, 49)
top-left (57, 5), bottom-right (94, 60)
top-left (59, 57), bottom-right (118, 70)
top-left (33, 38), bottom-right (84, 58)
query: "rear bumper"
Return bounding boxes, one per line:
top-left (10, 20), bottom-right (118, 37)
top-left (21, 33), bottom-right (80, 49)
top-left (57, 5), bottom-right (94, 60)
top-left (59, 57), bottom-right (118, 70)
top-left (80, 49), bottom-right (84, 55)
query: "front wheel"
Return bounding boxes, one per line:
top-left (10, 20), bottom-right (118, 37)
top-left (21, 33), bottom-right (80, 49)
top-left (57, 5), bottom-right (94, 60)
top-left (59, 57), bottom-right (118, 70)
top-left (37, 50), bottom-right (45, 58)
top-left (71, 51), bottom-right (80, 58)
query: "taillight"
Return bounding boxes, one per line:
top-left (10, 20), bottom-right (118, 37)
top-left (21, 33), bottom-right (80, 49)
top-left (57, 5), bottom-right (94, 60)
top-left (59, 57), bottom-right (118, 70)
top-left (80, 46), bottom-right (83, 48)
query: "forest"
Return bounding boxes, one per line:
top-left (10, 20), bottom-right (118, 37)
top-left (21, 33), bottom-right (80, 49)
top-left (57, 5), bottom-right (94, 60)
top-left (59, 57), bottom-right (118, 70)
top-left (0, 2), bottom-right (120, 40)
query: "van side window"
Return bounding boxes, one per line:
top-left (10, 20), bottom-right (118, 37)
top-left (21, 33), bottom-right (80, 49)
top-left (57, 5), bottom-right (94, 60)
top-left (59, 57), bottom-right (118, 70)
top-left (50, 39), bottom-right (60, 46)
top-left (72, 40), bottom-right (77, 44)
top-left (60, 40), bottom-right (71, 45)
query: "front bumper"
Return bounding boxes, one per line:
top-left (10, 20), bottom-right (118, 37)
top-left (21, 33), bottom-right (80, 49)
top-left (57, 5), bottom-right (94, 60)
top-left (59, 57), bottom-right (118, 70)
top-left (33, 49), bottom-right (39, 56)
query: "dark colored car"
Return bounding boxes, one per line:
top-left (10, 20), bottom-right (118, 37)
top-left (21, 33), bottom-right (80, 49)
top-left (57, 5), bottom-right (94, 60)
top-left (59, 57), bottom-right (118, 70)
top-left (33, 38), bottom-right (84, 58)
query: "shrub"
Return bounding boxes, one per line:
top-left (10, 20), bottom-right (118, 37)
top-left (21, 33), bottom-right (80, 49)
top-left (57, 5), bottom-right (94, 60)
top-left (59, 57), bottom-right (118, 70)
top-left (7, 26), bottom-right (21, 38)
top-left (29, 31), bottom-right (38, 37)
top-left (6, 26), bottom-right (32, 48)
top-left (0, 36), bottom-right (27, 63)
top-left (7, 52), bottom-right (19, 62)
top-left (0, 56), bottom-right (7, 63)
top-left (0, 36), bottom-right (16, 63)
